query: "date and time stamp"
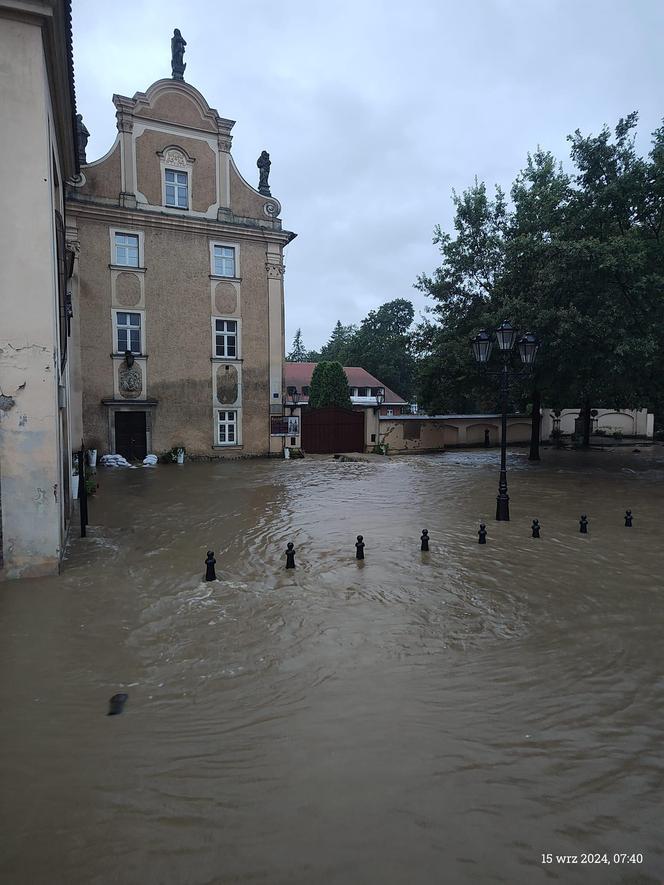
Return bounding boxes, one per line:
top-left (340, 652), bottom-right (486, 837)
top-left (541, 853), bottom-right (644, 866)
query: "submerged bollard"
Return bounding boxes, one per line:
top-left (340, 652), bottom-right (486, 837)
top-left (107, 693), bottom-right (128, 716)
top-left (532, 519), bottom-right (541, 538)
top-left (625, 509), bottom-right (633, 527)
top-left (421, 529), bottom-right (430, 551)
top-left (579, 514), bottom-right (588, 534)
top-left (355, 535), bottom-right (365, 560)
top-left (285, 542), bottom-right (296, 569)
top-left (204, 550), bottom-right (217, 581)
top-left (478, 522), bottom-right (487, 545)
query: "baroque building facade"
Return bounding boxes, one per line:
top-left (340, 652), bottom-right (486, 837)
top-left (67, 73), bottom-right (295, 460)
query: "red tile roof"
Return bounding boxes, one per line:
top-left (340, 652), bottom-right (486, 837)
top-left (284, 363), bottom-right (407, 405)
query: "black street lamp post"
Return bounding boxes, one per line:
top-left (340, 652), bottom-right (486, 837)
top-left (471, 322), bottom-right (539, 521)
top-left (374, 387), bottom-right (385, 449)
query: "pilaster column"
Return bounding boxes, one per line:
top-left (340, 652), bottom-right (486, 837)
top-left (266, 249), bottom-right (285, 455)
top-left (115, 96), bottom-right (136, 207)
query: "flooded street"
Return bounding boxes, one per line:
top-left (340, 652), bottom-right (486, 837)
top-left (1, 448), bottom-right (664, 885)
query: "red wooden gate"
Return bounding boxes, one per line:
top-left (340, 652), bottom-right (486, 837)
top-left (301, 407), bottom-right (365, 454)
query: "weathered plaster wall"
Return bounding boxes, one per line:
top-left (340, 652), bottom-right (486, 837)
top-left (229, 162), bottom-right (270, 218)
top-left (78, 140), bottom-right (121, 201)
top-left (73, 217), bottom-right (273, 456)
top-left (76, 219), bottom-right (115, 448)
top-left (135, 129), bottom-right (216, 212)
top-left (381, 417), bottom-right (532, 453)
top-left (139, 91), bottom-right (216, 132)
top-left (0, 18), bottom-right (62, 577)
top-left (541, 408), bottom-right (654, 439)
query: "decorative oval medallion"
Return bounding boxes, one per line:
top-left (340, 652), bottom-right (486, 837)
top-left (216, 364), bottom-right (238, 404)
top-left (115, 272), bottom-right (141, 307)
top-left (214, 281), bottom-right (237, 315)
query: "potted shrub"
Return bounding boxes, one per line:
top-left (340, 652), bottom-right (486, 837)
top-left (86, 440), bottom-right (100, 468)
top-left (71, 453), bottom-right (80, 499)
top-left (170, 446), bottom-right (186, 464)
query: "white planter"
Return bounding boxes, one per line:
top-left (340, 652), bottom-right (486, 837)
top-left (71, 473), bottom-right (80, 499)
top-left (176, 448), bottom-right (185, 464)
top-left (86, 449), bottom-right (97, 468)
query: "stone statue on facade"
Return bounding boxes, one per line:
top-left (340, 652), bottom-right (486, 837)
top-left (75, 113), bottom-right (89, 165)
top-left (171, 29), bottom-right (187, 80)
top-left (257, 150), bottom-right (271, 196)
top-left (119, 350), bottom-right (142, 398)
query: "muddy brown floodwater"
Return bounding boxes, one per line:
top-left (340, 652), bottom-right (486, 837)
top-left (1, 448), bottom-right (664, 885)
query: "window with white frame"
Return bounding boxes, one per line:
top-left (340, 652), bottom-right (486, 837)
top-left (165, 169), bottom-right (188, 208)
top-left (217, 410), bottom-right (237, 445)
top-left (386, 408), bottom-right (394, 416)
top-left (213, 245), bottom-right (236, 277)
top-left (116, 311), bottom-right (141, 353)
top-left (215, 319), bottom-right (237, 358)
top-left (114, 232), bottom-right (139, 266)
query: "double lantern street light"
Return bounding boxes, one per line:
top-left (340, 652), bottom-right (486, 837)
top-left (471, 321), bottom-right (540, 521)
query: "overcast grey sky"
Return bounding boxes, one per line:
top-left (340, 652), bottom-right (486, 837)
top-left (72, 0), bottom-right (663, 351)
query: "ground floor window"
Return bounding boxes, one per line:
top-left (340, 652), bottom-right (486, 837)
top-left (217, 410), bottom-right (237, 445)
top-left (215, 319), bottom-right (237, 358)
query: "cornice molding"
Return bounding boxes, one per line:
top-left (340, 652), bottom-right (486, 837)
top-left (66, 199), bottom-right (296, 246)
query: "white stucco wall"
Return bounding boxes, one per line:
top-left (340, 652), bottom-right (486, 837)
top-left (541, 408), bottom-right (654, 439)
top-left (0, 18), bottom-right (64, 577)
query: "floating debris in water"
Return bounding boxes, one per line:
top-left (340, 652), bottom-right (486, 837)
top-left (107, 693), bottom-right (128, 716)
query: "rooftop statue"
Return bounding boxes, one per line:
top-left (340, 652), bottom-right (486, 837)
top-left (257, 150), bottom-right (271, 196)
top-left (171, 29), bottom-right (186, 80)
top-left (75, 113), bottom-right (89, 165)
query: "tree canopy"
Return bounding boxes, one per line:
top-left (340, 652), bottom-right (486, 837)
top-left (287, 328), bottom-right (309, 362)
top-left (415, 113), bottom-right (664, 446)
top-left (308, 361), bottom-right (352, 409)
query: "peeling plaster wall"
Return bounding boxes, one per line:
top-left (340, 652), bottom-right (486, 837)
top-left (0, 18), bottom-right (63, 578)
top-left (380, 417), bottom-right (532, 453)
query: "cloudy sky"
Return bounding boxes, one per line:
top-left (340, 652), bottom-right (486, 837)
top-left (72, 0), bottom-right (663, 351)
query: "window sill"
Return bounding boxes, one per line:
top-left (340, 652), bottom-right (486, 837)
top-left (110, 352), bottom-right (148, 359)
top-left (209, 274), bottom-right (242, 283)
top-left (212, 444), bottom-right (243, 449)
top-left (164, 204), bottom-right (189, 211)
top-left (211, 356), bottom-right (242, 362)
top-left (109, 264), bottom-right (147, 274)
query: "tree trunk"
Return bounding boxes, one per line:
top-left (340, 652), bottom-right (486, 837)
top-left (582, 397), bottom-right (592, 447)
top-left (529, 388), bottom-right (541, 461)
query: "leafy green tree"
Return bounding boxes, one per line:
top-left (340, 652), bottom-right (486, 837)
top-left (416, 115), bottom-right (664, 453)
top-left (319, 321), bottom-right (357, 364)
top-left (287, 328), bottom-right (309, 362)
top-left (414, 181), bottom-right (509, 414)
top-left (345, 298), bottom-right (416, 399)
top-left (308, 361), bottom-right (352, 409)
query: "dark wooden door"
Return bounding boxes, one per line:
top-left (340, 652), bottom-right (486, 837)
top-left (115, 411), bottom-right (147, 461)
top-left (301, 407), bottom-right (365, 454)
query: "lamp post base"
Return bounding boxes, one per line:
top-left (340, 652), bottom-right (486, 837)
top-left (496, 494), bottom-right (510, 521)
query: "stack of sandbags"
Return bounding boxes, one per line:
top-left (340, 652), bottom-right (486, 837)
top-left (143, 454), bottom-right (158, 466)
top-left (99, 453), bottom-right (132, 468)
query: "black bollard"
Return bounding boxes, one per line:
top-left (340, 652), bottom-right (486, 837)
top-left (532, 519), bottom-right (541, 538)
top-left (420, 529), bottom-right (429, 551)
top-left (484, 429), bottom-right (490, 447)
top-left (107, 693), bottom-right (128, 716)
top-left (625, 509), bottom-right (633, 527)
top-left (204, 550), bottom-right (217, 581)
top-left (355, 535), bottom-right (365, 560)
top-left (478, 522), bottom-right (487, 544)
top-left (285, 542), bottom-right (296, 569)
top-left (579, 514), bottom-right (588, 534)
